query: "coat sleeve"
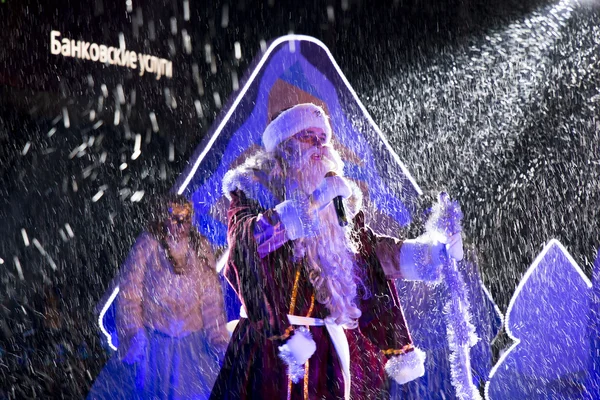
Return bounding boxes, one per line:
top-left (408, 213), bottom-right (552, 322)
top-left (372, 229), bottom-right (444, 283)
top-left (354, 212), bottom-right (416, 357)
top-left (225, 189), bottom-right (293, 341)
top-left (115, 232), bottom-right (155, 358)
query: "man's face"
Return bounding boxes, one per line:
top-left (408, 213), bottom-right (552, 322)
top-left (164, 203), bottom-right (192, 237)
top-left (281, 127), bottom-right (337, 193)
top-left (283, 127), bottom-right (329, 169)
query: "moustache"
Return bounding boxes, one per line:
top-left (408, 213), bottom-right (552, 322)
top-left (301, 146), bottom-right (335, 167)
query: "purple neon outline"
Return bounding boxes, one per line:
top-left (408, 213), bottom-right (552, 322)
top-left (98, 286), bottom-right (120, 351)
top-left (484, 238), bottom-right (592, 399)
top-left (176, 34), bottom-right (421, 196)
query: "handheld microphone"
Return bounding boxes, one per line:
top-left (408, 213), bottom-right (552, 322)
top-left (325, 171), bottom-right (349, 227)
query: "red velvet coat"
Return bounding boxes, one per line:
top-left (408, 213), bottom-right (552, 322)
top-left (209, 189), bottom-right (415, 400)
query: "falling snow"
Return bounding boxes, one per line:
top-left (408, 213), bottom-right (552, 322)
top-left (1, 0), bottom-right (599, 398)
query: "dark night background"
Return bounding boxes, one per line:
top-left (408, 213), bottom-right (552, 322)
top-left (1, 0), bottom-right (600, 397)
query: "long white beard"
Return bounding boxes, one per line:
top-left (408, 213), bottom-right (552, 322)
top-left (300, 203), bottom-right (362, 328)
top-left (292, 145), bottom-right (339, 195)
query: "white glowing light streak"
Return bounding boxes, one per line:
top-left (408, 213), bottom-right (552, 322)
top-left (32, 238), bottom-right (45, 255)
top-left (101, 84), bottom-right (108, 98)
top-left (234, 41), bottom-right (242, 60)
top-left (132, 134), bottom-right (142, 160)
top-left (149, 112), bottom-right (159, 133)
top-left (232, 70), bottom-right (239, 91)
top-left (170, 17), bottom-right (177, 35)
top-left (327, 6), bottom-right (335, 22)
top-left (47, 127), bottom-right (57, 138)
top-left (46, 255), bottom-right (57, 271)
top-left (177, 35), bottom-right (421, 196)
top-left (32, 238), bottom-right (58, 270)
top-left (194, 100), bottom-right (204, 118)
top-left (62, 107), bottom-right (70, 128)
top-left (13, 257), bottom-right (24, 280)
top-left (164, 88), bottom-right (177, 109)
top-left (0, 258), bottom-right (4, 264)
top-left (484, 238), bottom-right (591, 399)
top-left (221, 4), bottom-right (229, 28)
top-left (130, 190), bottom-right (145, 202)
top-left (182, 29), bottom-right (192, 54)
top-left (21, 229), bottom-right (30, 247)
top-left (116, 84), bottom-right (125, 104)
top-left (114, 109), bottom-right (121, 126)
top-left (119, 163), bottom-right (128, 171)
top-left (65, 223), bottom-right (74, 238)
top-left (98, 286), bottom-right (120, 351)
top-left (21, 142), bottom-right (31, 156)
top-left (204, 44), bottom-right (212, 64)
top-left (213, 92), bottom-right (222, 109)
top-left (92, 190), bottom-right (104, 202)
top-left (168, 143), bottom-right (175, 162)
top-left (183, 0), bottom-right (190, 21)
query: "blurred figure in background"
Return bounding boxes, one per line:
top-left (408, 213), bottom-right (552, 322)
top-left (88, 194), bottom-right (229, 400)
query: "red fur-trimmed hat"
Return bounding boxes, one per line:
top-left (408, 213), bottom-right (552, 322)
top-left (262, 103), bottom-right (332, 152)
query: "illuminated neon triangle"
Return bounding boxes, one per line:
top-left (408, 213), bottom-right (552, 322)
top-left (175, 35), bottom-right (422, 246)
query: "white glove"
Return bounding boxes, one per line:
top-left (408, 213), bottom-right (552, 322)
top-left (445, 232), bottom-right (464, 261)
top-left (278, 327), bottom-right (317, 383)
top-left (121, 328), bottom-right (148, 364)
top-left (275, 176), bottom-right (352, 241)
top-left (310, 175), bottom-right (352, 212)
top-left (284, 329), bottom-right (317, 365)
top-left (385, 348), bottom-right (426, 385)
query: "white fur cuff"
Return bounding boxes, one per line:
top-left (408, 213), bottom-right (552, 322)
top-left (278, 327), bottom-right (317, 383)
top-left (385, 348), bottom-right (426, 385)
top-left (275, 198), bottom-right (315, 240)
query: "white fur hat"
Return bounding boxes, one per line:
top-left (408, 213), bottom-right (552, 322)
top-left (262, 103), bottom-right (332, 152)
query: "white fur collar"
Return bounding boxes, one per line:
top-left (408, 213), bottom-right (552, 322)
top-left (222, 155), bottom-right (363, 215)
top-left (222, 154), bottom-right (280, 209)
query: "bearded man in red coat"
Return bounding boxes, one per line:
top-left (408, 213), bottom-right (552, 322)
top-left (210, 103), bottom-right (463, 400)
